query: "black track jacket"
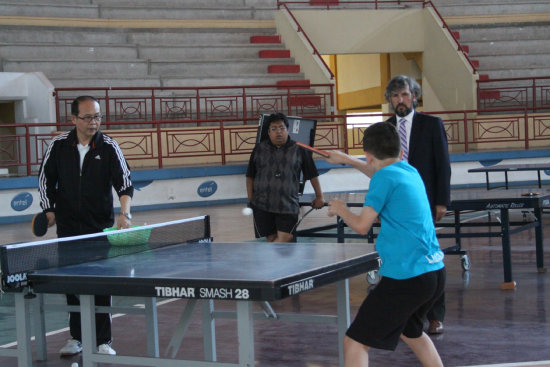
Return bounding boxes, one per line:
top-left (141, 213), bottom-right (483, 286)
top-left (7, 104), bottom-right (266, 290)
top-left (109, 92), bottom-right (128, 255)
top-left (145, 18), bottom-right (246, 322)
top-left (38, 129), bottom-right (133, 237)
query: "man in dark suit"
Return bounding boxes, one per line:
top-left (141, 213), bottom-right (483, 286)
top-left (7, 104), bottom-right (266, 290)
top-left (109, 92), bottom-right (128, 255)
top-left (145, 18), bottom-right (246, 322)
top-left (385, 75), bottom-right (451, 334)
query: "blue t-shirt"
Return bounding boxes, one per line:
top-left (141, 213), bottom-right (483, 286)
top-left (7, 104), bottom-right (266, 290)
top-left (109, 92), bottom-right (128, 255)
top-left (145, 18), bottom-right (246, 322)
top-left (365, 160), bottom-right (444, 279)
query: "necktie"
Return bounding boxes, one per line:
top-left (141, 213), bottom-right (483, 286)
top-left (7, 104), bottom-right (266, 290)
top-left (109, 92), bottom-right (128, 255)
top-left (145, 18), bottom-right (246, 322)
top-left (398, 118), bottom-right (408, 161)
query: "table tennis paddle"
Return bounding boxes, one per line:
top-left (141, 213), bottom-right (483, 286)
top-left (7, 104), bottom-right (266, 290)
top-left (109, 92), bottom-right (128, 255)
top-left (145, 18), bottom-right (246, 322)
top-left (291, 207), bottom-right (315, 234)
top-left (31, 212), bottom-right (48, 237)
top-left (296, 141), bottom-right (330, 158)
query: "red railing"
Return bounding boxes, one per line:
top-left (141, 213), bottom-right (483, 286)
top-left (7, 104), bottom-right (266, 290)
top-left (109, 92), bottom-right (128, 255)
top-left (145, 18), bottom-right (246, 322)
top-left (54, 84), bottom-right (336, 125)
top-left (477, 76), bottom-right (550, 113)
top-left (2, 110), bottom-right (549, 177)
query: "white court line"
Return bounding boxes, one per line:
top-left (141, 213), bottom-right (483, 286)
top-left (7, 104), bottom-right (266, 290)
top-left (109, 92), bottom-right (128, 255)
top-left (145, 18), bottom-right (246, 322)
top-left (456, 361), bottom-right (550, 367)
top-left (0, 297), bottom-right (179, 348)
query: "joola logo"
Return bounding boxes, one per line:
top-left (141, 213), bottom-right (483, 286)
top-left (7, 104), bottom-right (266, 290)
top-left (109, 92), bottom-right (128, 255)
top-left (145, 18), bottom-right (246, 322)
top-left (6, 272), bottom-right (27, 283)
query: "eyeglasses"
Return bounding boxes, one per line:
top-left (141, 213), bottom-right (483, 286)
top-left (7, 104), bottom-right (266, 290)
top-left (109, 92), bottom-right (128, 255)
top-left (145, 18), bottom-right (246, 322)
top-left (77, 114), bottom-right (103, 123)
top-left (269, 126), bottom-right (287, 132)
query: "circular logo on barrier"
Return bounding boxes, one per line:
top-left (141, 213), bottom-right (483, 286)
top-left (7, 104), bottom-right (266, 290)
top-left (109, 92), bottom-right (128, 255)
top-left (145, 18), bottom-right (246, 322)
top-left (11, 192), bottom-right (33, 211)
top-left (197, 181), bottom-right (217, 198)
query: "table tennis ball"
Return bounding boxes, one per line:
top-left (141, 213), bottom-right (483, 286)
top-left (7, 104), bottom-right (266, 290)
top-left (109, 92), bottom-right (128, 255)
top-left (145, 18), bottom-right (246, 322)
top-left (71, 363), bottom-right (79, 367)
top-left (242, 207), bottom-right (253, 216)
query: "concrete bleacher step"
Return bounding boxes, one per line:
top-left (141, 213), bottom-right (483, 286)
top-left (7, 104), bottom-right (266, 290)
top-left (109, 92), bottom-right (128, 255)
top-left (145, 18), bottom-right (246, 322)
top-left (432, 1), bottom-right (550, 16)
top-left (466, 39), bottom-right (550, 57)
top-left (162, 74), bottom-right (307, 88)
top-left (0, 43), bottom-right (138, 60)
top-left (478, 67), bottom-right (550, 79)
top-left (452, 24), bottom-right (550, 43)
top-left (138, 44), bottom-right (285, 61)
top-left (50, 75), bottom-right (309, 89)
top-left (48, 76), bottom-right (163, 88)
top-left (99, 6), bottom-right (274, 20)
top-left (0, 3), bottom-right (99, 18)
top-left (0, 2), bottom-right (275, 20)
top-left (92, 0), bottom-right (253, 6)
top-left (2, 59), bottom-right (149, 78)
top-left (91, 0), bottom-right (276, 7)
top-left (150, 59), bottom-right (297, 76)
top-left (0, 26), bottom-right (130, 44)
top-left (0, 25), bottom-right (278, 47)
top-left (474, 53), bottom-right (550, 71)
top-left (129, 29), bottom-right (276, 46)
top-left (0, 0), bottom-right (91, 3)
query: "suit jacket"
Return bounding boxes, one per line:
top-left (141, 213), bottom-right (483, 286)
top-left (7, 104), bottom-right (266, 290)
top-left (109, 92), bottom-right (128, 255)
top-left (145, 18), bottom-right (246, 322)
top-left (387, 112), bottom-right (451, 214)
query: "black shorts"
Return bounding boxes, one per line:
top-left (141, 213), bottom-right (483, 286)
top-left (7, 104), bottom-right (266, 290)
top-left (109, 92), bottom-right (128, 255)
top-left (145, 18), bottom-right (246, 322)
top-left (346, 267), bottom-right (446, 351)
top-left (252, 206), bottom-right (298, 238)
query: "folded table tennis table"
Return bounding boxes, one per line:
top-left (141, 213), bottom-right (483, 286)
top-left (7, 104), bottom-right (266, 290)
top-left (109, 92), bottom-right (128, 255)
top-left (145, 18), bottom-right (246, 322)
top-left (298, 189), bottom-right (549, 290)
top-left (468, 163), bottom-right (550, 190)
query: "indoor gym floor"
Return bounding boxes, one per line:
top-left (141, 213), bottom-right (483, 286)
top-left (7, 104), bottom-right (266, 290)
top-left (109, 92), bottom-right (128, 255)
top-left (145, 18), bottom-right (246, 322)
top-left (0, 194), bottom-right (549, 367)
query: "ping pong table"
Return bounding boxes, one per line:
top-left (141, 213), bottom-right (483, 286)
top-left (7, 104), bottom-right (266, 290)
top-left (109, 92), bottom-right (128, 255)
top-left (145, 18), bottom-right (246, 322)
top-left (468, 163), bottom-right (550, 190)
top-left (1, 216), bottom-right (380, 367)
top-left (297, 189), bottom-right (549, 290)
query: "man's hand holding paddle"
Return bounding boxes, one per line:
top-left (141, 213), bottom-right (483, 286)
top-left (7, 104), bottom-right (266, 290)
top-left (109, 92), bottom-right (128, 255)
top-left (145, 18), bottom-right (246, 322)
top-left (31, 211), bottom-right (56, 237)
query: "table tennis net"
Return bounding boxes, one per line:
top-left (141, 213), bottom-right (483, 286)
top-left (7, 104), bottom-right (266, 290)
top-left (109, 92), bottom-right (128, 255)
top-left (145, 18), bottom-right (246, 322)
top-left (1, 215), bottom-right (210, 291)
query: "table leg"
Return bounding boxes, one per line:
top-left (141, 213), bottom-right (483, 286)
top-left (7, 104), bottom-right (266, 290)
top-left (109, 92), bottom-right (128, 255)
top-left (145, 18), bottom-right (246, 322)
top-left (236, 301), bottom-right (254, 367)
top-left (80, 295), bottom-right (96, 367)
top-left (32, 293), bottom-right (47, 361)
top-left (337, 216), bottom-right (345, 243)
top-left (165, 299), bottom-right (198, 358)
top-left (504, 171), bottom-right (509, 189)
top-left (499, 209), bottom-right (516, 290)
top-left (202, 299), bottom-right (217, 361)
top-left (534, 206), bottom-right (547, 273)
top-left (144, 297), bottom-right (159, 357)
top-left (336, 279), bottom-right (350, 367)
top-left (454, 210), bottom-right (462, 250)
top-left (14, 293), bottom-right (32, 367)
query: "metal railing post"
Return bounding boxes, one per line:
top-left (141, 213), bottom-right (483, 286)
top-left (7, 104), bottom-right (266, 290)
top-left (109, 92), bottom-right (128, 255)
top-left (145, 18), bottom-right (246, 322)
top-left (524, 108), bottom-right (529, 150)
top-left (156, 120), bottom-right (163, 169)
top-left (25, 125), bottom-right (32, 176)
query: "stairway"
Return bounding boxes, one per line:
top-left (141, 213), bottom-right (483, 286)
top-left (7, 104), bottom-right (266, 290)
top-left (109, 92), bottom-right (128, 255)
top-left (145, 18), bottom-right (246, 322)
top-left (431, 0), bottom-right (550, 79)
top-left (429, 0), bottom-right (550, 110)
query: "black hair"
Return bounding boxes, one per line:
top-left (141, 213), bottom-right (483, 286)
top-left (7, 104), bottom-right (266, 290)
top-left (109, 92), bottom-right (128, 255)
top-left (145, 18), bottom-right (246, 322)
top-left (265, 112), bottom-right (289, 129)
top-left (384, 75), bottom-right (421, 108)
top-left (362, 122), bottom-right (401, 160)
top-left (71, 96), bottom-right (99, 117)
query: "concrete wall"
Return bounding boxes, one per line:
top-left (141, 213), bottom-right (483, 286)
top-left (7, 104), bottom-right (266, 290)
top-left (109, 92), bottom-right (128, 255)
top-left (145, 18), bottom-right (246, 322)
top-left (1, 151), bottom-right (549, 223)
top-left (0, 72), bottom-right (56, 175)
top-left (0, 72), bottom-right (55, 124)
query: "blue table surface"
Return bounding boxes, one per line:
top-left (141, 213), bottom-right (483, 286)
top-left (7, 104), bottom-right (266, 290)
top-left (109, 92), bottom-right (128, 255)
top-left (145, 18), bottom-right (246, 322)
top-left (29, 241), bottom-right (377, 283)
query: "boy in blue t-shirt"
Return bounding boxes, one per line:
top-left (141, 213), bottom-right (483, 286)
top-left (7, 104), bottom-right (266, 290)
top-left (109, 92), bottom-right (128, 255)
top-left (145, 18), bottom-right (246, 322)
top-left (326, 122), bottom-right (445, 367)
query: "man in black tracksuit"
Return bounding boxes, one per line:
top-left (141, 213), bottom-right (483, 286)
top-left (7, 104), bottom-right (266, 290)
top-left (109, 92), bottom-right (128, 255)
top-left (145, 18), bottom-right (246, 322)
top-left (38, 96), bottom-right (134, 356)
